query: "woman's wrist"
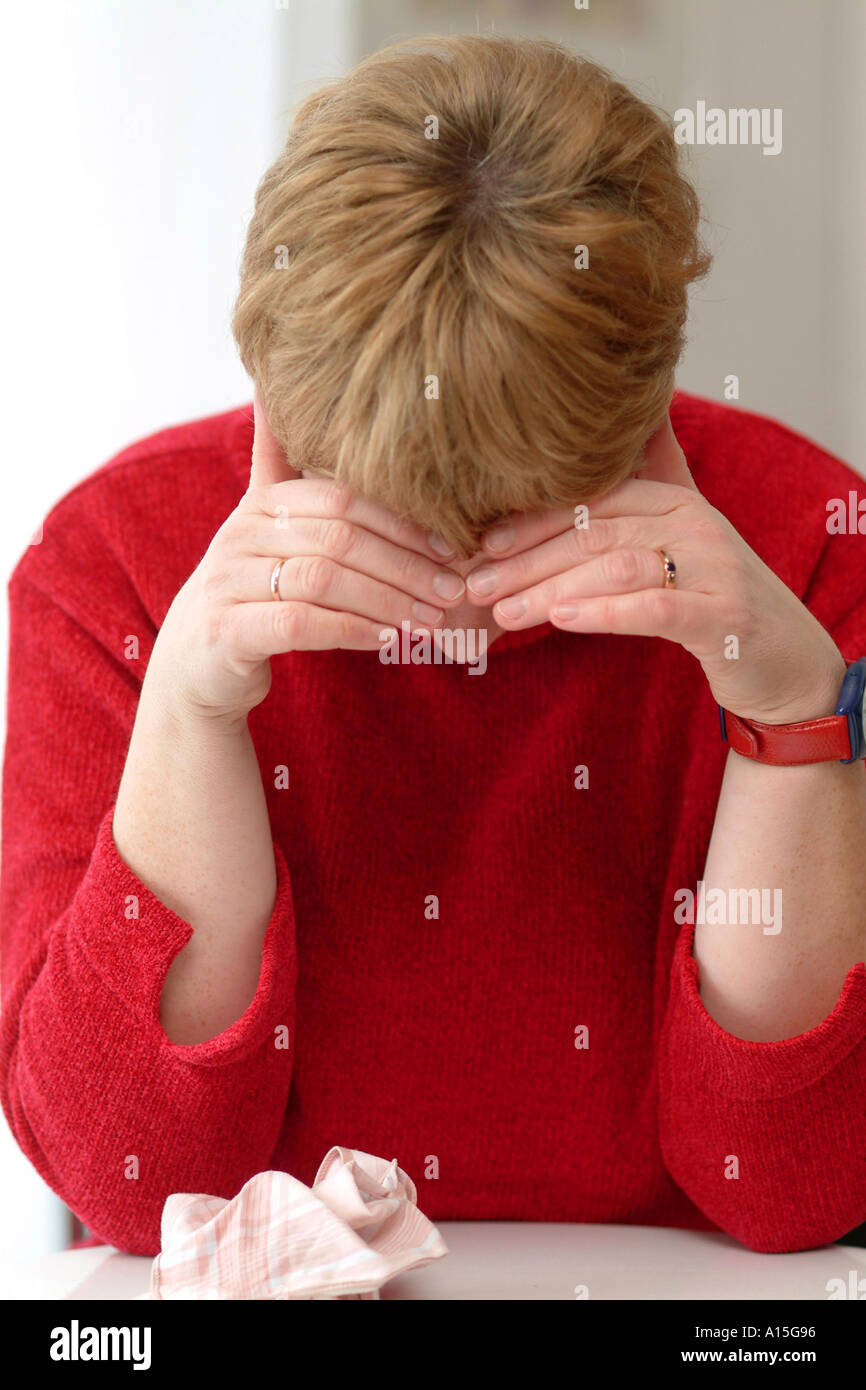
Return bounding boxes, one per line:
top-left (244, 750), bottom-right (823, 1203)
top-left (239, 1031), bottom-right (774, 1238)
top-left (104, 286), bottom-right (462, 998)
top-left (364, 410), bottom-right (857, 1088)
top-left (138, 661), bottom-right (254, 742)
top-left (734, 650), bottom-right (847, 726)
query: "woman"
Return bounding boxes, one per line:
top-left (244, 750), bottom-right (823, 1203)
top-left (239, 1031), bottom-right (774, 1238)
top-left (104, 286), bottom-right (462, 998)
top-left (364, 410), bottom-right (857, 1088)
top-left (1, 34), bottom-right (864, 1258)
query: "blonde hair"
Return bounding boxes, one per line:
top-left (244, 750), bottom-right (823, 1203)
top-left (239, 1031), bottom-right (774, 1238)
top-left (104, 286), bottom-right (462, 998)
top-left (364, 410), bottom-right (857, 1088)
top-left (233, 34), bottom-right (710, 554)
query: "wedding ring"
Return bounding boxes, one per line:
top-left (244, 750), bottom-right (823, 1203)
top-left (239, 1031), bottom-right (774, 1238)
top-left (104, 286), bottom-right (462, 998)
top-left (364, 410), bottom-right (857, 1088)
top-left (656, 549), bottom-right (677, 588)
top-left (270, 558), bottom-right (285, 601)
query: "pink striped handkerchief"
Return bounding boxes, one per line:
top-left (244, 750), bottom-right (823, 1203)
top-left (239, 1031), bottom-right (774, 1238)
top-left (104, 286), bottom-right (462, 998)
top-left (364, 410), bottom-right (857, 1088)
top-left (150, 1147), bottom-right (448, 1299)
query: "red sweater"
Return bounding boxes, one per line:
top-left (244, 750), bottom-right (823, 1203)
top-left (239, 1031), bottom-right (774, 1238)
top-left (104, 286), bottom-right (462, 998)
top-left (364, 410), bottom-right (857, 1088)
top-left (2, 391), bottom-right (865, 1258)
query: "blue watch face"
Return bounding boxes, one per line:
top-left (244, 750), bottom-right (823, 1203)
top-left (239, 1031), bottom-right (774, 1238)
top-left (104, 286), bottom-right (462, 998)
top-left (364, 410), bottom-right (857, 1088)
top-left (835, 657), bottom-right (866, 761)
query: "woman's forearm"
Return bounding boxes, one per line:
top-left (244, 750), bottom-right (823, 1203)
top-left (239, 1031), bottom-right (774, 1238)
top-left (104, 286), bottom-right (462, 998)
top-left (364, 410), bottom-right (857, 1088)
top-left (113, 683), bottom-right (277, 1046)
top-left (108, 395), bottom-right (470, 1047)
top-left (697, 668), bottom-right (866, 1041)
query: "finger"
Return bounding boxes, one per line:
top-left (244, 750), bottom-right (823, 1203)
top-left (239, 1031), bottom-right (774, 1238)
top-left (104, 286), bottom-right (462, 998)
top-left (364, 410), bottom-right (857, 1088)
top-left (489, 547), bottom-right (678, 629)
top-left (466, 518), bottom-right (674, 606)
top-left (548, 587), bottom-right (712, 643)
top-left (478, 418), bottom-right (696, 561)
top-left (479, 505), bottom-right (585, 560)
top-left (241, 514), bottom-right (467, 609)
top-left (225, 600), bottom-right (388, 659)
top-left (478, 479), bottom-right (693, 563)
top-left (633, 414), bottom-right (698, 491)
top-left (223, 553), bottom-right (448, 630)
top-left (246, 473), bottom-right (459, 565)
top-left (249, 388), bottom-right (302, 489)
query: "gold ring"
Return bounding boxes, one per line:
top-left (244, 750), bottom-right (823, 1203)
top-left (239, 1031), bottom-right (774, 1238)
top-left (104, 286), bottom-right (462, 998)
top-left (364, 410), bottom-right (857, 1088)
top-left (656, 549), bottom-right (677, 588)
top-left (270, 558), bottom-right (285, 601)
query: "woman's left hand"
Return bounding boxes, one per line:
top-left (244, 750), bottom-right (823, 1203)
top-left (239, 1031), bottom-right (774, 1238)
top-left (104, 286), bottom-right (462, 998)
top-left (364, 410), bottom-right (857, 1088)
top-left (465, 415), bottom-right (846, 723)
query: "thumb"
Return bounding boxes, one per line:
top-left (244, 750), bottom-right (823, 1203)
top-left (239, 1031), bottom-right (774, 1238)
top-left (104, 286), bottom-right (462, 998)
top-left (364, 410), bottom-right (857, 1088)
top-left (250, 386), bottom-right (301, 488)
top-left (634, 414), bottom-right (698, 492)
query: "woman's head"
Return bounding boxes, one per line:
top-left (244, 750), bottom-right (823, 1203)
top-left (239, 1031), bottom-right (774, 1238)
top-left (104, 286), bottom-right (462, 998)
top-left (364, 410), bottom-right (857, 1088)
top-left (233, 34), bottom-right (710, 555)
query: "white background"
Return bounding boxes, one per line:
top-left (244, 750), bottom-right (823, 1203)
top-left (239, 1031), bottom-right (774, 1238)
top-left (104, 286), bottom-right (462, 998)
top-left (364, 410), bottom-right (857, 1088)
top-left (1, 0), bottom-right (864, 1256)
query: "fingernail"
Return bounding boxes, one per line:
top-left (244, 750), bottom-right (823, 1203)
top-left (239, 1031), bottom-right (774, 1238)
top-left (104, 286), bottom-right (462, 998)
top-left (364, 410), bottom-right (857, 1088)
top-left (484, 523), bottom-right (515, 553)
top-left (496, 595), bottom-right (527, 620)
top-left (428, 533), bottom-right (456, 557)
top-left (552, 605), bottom-right (580, 620)
top-left (433, 572), bottom-right (466, 601)
top-left (466, 565), bottom-right (499, 597)
top-left (412, 601), bottom-right (444, 625)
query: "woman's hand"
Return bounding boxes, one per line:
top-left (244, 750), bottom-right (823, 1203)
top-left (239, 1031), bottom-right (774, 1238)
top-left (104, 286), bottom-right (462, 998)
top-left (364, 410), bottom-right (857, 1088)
top-left (148, 391), bottom-right (466, 724)
top-left (465, 415), bottom-right (846, 723)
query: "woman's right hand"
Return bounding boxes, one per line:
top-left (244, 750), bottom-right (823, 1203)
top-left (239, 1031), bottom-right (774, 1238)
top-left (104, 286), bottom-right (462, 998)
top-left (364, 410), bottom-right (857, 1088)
top-left (145, 391), bottom-right (467, 725)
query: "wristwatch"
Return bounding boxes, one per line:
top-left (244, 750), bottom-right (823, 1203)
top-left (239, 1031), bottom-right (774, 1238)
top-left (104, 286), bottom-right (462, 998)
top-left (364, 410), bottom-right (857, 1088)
top-left (719, 656), bottom-right (866, 766)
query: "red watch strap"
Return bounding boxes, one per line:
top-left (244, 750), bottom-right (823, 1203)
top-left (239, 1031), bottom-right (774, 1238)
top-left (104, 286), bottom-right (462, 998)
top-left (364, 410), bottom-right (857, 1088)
top-left (722, 710), bottom-right (851, 765)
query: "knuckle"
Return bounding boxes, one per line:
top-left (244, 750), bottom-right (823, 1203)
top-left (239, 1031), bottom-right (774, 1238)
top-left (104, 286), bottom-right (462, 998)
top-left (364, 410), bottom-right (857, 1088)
top-left (602, 548), bottom-right (642, 590)
top-left (691, 510), bottom-right (727, 547)
top-left (295, 555), bottom-right (336, 600)
top-left (320, 481), bottom-right (352, 518)
top-left (337, 610), bottom-right (361, 645)
top-left (577, 519), bottom-right (610, 557)
top-left (321, 517), bottom-right (355, 559)
top-left (591, 596), bottom-right (615, 629)
top-left (392, 546), bottom-right (420, 584)
top-left (243, 483), bottom-right (272, 516)
top-left (642, 587), bottom-right (671, 625)
top-left (274, 602), bottom-right (306, 648)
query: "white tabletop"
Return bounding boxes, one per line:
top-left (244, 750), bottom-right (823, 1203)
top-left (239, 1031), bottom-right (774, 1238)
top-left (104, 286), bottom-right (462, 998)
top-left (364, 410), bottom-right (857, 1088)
top-left (2, 1223), bottom-right (863, 1300)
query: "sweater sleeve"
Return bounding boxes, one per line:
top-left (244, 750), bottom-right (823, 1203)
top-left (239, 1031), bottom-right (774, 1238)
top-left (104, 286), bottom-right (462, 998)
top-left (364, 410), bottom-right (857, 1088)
top-left (658, 521), bottom-right (866, 1254)
top-left (0, 531), bottom-right (297, 1257)
top-left (658, 922), bottom-right (866, 1252)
